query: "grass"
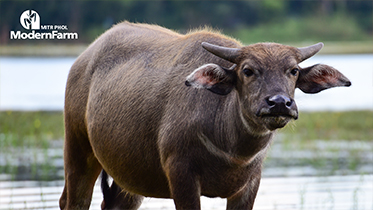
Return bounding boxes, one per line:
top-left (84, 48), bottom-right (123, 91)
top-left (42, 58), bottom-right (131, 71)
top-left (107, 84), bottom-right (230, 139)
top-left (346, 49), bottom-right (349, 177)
top-left (0, 110), bottom-right (372, 179)
top-left (265, 111), bottom-right (373, 176)
top-left (0, 111), bottom-right (64, 148)
top-left (2, 40), bottom-right (372, 57)
top-left (0, 111), bottom-right (64, 180)
top-left (0, 44), bottom-right (87, 57)
top-left (0, 110), bottom-right (371, 148)
top-left (0, 112), bottom-right (370, 209)
top-left (280, 111), bottom-right (373, 141)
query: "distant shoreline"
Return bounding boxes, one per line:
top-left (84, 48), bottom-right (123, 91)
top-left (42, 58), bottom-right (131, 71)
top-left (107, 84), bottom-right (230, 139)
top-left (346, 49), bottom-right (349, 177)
top-left (0, 41), bottom-right (372, 57)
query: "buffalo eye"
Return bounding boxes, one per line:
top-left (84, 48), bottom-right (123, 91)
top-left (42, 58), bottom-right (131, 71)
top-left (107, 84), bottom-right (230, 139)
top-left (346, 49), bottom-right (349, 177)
top-left (243, 68), bottom-right (254, 77)
top-left (290, 68), bottom-right (299, 76)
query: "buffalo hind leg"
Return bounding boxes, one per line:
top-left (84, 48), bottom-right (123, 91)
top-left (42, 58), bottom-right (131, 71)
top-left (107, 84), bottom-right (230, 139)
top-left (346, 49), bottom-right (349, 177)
top-left (101, 170), bottom-right (144, 210)
top-left (59, 130), bottom-right (102, 210)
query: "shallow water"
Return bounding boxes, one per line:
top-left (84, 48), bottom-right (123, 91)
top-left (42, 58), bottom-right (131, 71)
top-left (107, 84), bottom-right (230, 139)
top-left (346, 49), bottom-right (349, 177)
top-left (1, 175), bottom-right (372, 210)
top-left (0, 138), bottom-right (372, 209)
top-left (0, 54), bottom-right (372, 111)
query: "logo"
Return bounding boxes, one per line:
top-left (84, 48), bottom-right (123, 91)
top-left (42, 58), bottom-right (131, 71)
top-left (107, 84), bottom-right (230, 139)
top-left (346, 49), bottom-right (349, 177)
top-left (10, 9), bottom-right (78, 40)
top-left (20, 10), bottom-right (40, 30)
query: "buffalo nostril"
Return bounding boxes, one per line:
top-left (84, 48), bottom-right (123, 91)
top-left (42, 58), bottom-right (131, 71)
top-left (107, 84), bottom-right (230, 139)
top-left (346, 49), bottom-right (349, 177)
top-left (286, 100), bottom-right (292, 107)
top-left (267, 95), bottom-right (292, 108)
top-left (267, 99), bottom-right (275, 107)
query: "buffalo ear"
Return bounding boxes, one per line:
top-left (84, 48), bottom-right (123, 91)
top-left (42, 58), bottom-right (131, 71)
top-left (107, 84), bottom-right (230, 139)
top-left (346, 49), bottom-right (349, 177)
top-left (185, 63), bottom-right (236, 95)
top-left (297, 64), bottom-right (351, 94)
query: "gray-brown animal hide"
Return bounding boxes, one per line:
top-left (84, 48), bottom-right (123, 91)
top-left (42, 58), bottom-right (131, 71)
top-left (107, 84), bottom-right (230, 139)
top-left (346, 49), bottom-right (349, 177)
top-left (60, 21), bottom-right (350, 210)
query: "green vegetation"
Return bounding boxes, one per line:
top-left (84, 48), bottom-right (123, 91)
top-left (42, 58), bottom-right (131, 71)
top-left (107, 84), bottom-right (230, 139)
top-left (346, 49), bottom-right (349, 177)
top-left (0, 111), bottom-right (371, 179)
top-left (0, 111), bottom-right (64, 180)
top-left (266, 111), bottom-right (373, 176)
top-left (280, 111), bottom-right (373, 141)
top-left (0, 111), bottom-right (371, 149)
top-left (230, 14), bottom-right (371, 44)
top-left (1, 1), bottom-right (372, 56)
top-left (1, 1), bottom-right (372, 45)
top-left (1, 41), bottom-right (372, 57)
top-left (0, 111), bottom-right (64, 149)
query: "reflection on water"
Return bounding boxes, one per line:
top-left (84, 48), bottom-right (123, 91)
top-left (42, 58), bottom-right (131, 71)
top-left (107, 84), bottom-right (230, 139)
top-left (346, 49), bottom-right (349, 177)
top-left (0, 55), bottom-right (372, 111)
top-left (0, 138), bottom-right (372, 210)
top-left (1, 175), bottom-right (372, 210)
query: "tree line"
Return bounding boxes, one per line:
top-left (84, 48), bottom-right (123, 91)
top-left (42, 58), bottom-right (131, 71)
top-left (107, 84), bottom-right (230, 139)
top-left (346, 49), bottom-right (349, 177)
top-left (0, 0), bottom-right (371, 44)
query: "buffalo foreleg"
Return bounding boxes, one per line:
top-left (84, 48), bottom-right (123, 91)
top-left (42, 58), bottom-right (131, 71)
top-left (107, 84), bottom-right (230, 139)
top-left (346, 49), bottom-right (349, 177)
top-left (164, 158), bottom-right (201, 210)
top-left (226, 173), bottom-right (261, 210)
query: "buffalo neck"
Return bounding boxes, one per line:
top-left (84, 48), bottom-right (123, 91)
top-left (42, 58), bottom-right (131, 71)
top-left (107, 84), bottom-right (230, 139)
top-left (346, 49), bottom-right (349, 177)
top-left (202, 92), bottom-right (274, 166)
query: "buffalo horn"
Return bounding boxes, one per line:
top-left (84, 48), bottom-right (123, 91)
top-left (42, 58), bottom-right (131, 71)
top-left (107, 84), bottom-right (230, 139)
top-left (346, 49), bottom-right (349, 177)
top-left (298, 42), bottom-right (324, 62)
top-left (202, 42), bottom-right (240, 63)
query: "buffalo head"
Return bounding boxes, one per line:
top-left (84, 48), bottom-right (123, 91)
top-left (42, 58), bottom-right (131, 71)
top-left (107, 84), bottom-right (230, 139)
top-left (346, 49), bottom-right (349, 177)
top-left (186, 42), bottom-right (351, 131)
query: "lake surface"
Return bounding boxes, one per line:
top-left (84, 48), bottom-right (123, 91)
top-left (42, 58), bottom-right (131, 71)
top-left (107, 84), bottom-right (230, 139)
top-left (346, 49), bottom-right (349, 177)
top-left (0, 54), bottom-right (372, 111)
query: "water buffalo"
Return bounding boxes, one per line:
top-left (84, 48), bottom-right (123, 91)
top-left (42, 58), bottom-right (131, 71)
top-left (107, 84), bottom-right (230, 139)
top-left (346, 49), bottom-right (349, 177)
top-left (59, 21), bottom-right (350, 210)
